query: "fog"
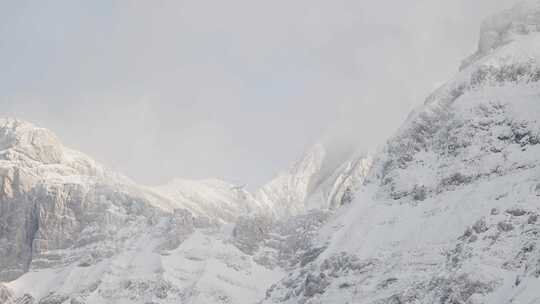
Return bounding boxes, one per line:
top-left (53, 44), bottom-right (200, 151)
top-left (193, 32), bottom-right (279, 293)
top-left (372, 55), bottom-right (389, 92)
top-left (1, 0), bottom-right (516, 187)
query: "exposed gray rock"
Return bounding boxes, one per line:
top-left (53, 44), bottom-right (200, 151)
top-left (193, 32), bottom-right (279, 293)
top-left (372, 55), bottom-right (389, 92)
top-left (14, 294), bottom-right (36, 304)
top-left (69, 297), bottom-right (85, 304)
top-left (38, 293), bottom-right (69, 304)
top-left (376, 278), bottom-right (398, 290)
top-left (264, 252), bottom-right (377, 302)
top-left (497, 221), bottom-right (514, 232)
top-left (506, 208), bottom-right (528, 217)
top-left (472, 218), bottom-right (488, 234)
top-left (251, 210), bottom-right (329, 269)
top-left (426, 275), bottom-right (496, 304)
top-left (0, 283), bottom-right (14, 304)
top-left (303, 273), bottom-right (329, 298)
top-left (320, 252), bottom-right (377, 278)
top-left (528, 213), bottom-right (538, 224)
top-left (232, 215), bottom-right (273, 255)
top-left (159, 208), bottom-right (195, 250)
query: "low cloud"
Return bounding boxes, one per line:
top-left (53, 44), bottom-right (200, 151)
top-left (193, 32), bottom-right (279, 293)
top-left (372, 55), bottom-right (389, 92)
top-left (1, 0), bottom-right (515, 186)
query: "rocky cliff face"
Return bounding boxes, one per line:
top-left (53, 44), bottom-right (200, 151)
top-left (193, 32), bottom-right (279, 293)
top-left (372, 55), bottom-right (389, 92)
top-left (0, 119), bottom-right (134, 281)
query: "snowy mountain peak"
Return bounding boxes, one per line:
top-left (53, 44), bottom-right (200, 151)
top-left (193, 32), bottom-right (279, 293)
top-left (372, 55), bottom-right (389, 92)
top-left (257, 141), bottom-right (372, 216)
top-left (0, 118), bottom-right (64, 165)
top-left (461, 0), bottom-right (540, 70)
top-left (260, 3), bottom-right (540, 302)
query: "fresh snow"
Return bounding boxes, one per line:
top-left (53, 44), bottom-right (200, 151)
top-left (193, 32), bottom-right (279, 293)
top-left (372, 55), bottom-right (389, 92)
top-left (3, 1), bottom-right (540, 304)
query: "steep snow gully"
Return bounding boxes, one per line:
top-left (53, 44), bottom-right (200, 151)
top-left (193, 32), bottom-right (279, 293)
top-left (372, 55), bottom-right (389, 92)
top-left (2, 1), bottom-right (540, 303)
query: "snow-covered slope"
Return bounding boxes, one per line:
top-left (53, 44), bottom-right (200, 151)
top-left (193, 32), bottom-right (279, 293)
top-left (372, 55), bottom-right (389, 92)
top-left (257, 141), bottom-right (372, 216)
top-left (5, 220), bottom-right (282, 304)
top-left (264, 2), bottom-right (540, 303)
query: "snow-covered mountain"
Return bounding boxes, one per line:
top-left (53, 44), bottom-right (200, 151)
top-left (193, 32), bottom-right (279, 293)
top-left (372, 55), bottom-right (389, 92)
top-left (0, 117), bottom-right (366, 303)
top-left (3, 1), bottom-right (540, 303)
top-left (0, 119), bottom-right (283, 303)
top-left (263, 1), bottom-right (540, 303)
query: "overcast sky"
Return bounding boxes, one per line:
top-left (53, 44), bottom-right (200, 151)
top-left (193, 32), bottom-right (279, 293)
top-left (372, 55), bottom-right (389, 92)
top-left (1, 0), bottom-right (516, 187)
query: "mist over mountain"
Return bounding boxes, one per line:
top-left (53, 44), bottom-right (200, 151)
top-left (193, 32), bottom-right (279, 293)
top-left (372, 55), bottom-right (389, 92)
top-left (2, 1), bottom-right (540, 304)
top-left (2, 0), bottom-right (515, 188)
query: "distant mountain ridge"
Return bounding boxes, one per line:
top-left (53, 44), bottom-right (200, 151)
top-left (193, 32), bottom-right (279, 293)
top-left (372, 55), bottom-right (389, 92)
top-left (256, 142), bottom-right (371, 216)
top-left (0, 117), bottom-right (369, 303)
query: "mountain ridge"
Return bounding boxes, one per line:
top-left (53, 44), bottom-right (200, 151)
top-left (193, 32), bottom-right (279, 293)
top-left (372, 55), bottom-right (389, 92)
top-left (263, 1), bottom-right (540, 302)
top-left (3, 1), bottom-right (540, 303)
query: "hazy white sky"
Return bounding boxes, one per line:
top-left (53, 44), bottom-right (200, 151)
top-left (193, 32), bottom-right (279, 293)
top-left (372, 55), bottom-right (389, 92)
top-left (1, 0), bottom-right (515, 187)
